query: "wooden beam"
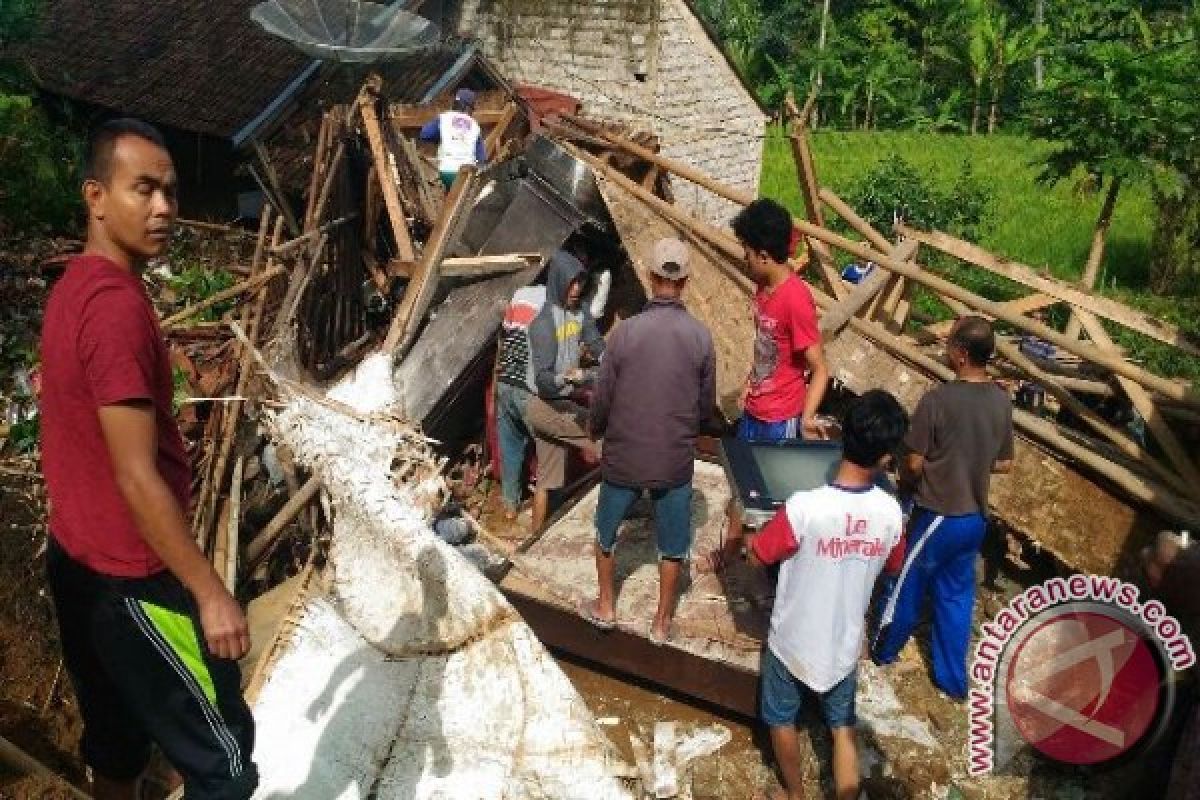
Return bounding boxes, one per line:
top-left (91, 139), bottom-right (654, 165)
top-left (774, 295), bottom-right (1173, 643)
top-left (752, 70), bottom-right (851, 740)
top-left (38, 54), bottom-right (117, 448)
top-left (302, 113), bottom-right (333, 231)
top-left (782, 116), bottom-right (843, 297)
top-left (359, 79), bottom-right (417, 263)
top-left (439, 253), bottom-right (541, 278)
top-left (818, 268), bottom-right (890, 339)
top-left (484, 101), bottom-right (519, 159)
top-left (1076, 310), bottom-right (1200, 499)
top-left (569, 119), bottom-right (844, 298)
top-left (251, 139), bottom-right (300, 236)
top-left (384, 166), bottom-right (478, 359)
top-left (389, 107), bottom-right (509, 128)
top-left (0, 735), bottom-right (92, 800)
top-left (897, 224), bottom-right (1200, 359)
top-left (1066, 176), bottom-right (1121, 339)
top-left (225, 455), bottom-right (244, 592)
top-left (790, 214), bottom-right (1200, 406)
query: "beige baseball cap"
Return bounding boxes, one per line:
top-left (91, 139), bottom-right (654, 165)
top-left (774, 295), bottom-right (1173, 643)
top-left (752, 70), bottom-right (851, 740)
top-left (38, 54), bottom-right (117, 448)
top-left (648, 237), bottom-right (690, 280)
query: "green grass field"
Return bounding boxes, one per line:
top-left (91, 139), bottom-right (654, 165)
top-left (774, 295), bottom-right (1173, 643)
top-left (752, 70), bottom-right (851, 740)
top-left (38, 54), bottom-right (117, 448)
top-left (759, 126), bottom-right (1200, 385)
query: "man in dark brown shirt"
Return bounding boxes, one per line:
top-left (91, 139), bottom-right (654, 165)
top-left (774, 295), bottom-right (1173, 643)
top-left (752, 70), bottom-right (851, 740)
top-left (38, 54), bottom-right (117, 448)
top-left (874, 316), bottom-right (1014, 699)
top-left (580, 238), bottom-right (716, 644)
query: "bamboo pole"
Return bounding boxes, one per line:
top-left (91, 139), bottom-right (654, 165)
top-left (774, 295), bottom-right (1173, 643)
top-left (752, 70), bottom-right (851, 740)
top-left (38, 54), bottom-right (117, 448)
top-left (925, 293), bottom-right (1058, 337)
top-left (244, 475), bottom-right (322, 569)
top-left (0, 736), bottom-right (92, 800)
top-left (302, 112), bottom-right (333, 231)
top-left (781, 103), bottom-right (844, 297)
top-left (791, 209), bottom-right (1200, 406)
top-left (896, 223), bottom-right (1200, 358)
top-left (160, 264), bottom-right (285, 329)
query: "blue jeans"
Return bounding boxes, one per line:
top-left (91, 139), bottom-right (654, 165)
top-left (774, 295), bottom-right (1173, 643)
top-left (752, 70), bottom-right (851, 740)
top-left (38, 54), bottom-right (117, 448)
top-left (760, 647), bottom-right (857, 729)
top-left (595, 481), bottom-right (693, 560)
top-left (737, 413), bottom-right (803, 442)
top-left (495, 382), bottom-right (533, 511)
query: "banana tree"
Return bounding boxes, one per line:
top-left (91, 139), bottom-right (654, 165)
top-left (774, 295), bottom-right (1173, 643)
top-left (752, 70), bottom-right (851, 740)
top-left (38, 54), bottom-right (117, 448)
top-left (987, 13), bottom-right (1048, 133)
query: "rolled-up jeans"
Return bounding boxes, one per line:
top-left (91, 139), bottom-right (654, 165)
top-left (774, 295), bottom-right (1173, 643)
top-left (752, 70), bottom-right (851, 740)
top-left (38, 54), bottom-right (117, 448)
top-left (495, 382), bottom-right (534, 510)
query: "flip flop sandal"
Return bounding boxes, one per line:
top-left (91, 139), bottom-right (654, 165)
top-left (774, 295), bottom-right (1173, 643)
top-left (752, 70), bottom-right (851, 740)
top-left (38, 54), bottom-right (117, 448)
top-left (578, 598), bottom-right (616, 631)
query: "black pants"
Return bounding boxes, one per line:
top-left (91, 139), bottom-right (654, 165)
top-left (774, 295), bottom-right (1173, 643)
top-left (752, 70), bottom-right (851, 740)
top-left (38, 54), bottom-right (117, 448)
top-left (46, 539), bottom-right (258, 799)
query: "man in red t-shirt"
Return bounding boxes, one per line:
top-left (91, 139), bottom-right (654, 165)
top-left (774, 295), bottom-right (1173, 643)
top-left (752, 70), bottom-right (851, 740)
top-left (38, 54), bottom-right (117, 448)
top-left (40, 119), bottom-right (256, 800)
top-left (699, 198), bottom-right (830, 574)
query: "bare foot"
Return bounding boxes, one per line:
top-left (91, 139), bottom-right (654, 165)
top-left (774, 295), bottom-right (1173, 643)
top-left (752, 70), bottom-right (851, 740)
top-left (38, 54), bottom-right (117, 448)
top-left (578, 598), bottom-right (616, 630)
top-left (649, 618), bottom-right (671, 645)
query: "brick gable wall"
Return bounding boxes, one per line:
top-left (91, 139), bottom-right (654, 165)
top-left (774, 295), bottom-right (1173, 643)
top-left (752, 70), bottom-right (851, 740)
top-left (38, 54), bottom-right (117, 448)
top-left (453, 0), bottom-right (766, 224)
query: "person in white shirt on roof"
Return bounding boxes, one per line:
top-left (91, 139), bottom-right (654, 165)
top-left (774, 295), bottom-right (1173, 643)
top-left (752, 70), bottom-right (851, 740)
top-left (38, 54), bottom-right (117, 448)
top-left (419, 88), bottom-right (487, 189)
top-left (748, 390), bottom-right (910, 800)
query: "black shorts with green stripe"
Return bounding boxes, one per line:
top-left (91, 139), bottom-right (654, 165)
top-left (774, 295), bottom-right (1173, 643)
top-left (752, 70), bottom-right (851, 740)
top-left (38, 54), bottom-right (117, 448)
top-left (46, 538), bottom-right (258, 799)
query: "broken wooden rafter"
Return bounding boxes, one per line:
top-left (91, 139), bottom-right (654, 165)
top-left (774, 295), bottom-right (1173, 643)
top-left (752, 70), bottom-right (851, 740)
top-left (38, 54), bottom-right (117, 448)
top-left (271, 214), bottom-right (357, 257)
top-left (251, 139), bottom-right (300, 236)
top-left (439, 253), bottom-right (541, 278)
top-left (896, 224), bottom-right (1200, 359)
top-left (360, 77), bottom-right (417, 263)
top-left (384, 165), bottom-right (478, 360)
top-left (302, 112), bottom-right (334, 232)
top-left (389, 106), bottom-right (509, 129)
top-left (924, 292), bottom-right (1059, 338)
top-left (484, 101), bottom-right (519, 159)
top-left (781, 104), bottom-right (845, 298)
top-left (0, 735), bottom-right (91, 800)
top-left (818, 239), bottom-right (918, 339)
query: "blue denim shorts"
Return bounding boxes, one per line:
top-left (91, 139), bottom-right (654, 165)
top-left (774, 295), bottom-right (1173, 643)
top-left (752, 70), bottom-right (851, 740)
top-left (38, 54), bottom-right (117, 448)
top-left (595, 481), bottom-right (693, 560)
top-left (760, 647), bottom-right (857, 729)
top-left (737, 413), bottom-right (803, 443)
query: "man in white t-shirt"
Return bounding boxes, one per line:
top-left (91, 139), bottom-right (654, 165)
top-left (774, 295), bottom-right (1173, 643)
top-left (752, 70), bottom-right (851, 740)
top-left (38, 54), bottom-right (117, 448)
top-left (749, 390), bottom-right (909, 800)
top-left (419, 88), bottom-right (487, 189)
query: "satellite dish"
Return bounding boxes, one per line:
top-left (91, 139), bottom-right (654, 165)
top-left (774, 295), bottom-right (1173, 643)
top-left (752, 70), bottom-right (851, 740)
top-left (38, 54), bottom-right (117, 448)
top-left (251, 0), bottom-right (441, 62)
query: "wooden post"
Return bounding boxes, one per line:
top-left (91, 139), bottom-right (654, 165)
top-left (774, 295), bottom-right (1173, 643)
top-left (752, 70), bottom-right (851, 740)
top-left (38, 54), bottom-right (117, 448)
top-left (1075, 309), bottom-right (1200, 497)
top-left (782, 103), bottom-right (843, 298)
top-left (484, 101), bottom-right (519, 159)
top-left (384, 166), bottom-right (478, 360)
top-left (818, 268), bottom-right (891, 339)
top-left (1066, 176), bottom-right (1122, 339)
top-left (302, 113), bottom-right (333, 231)
top-left (790, 213), bottom-right (1200, 406)
top-left (359, 78), bottom-right (417, 263)
top-left (896, 224), bottom-right (1200, 358)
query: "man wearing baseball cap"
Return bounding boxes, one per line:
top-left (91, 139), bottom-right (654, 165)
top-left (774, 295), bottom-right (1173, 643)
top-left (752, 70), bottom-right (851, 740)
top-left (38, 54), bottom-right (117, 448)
top-left (582, 238), bottom-right (716, 644)
top-left (419, 88), bottom-right (487, 189)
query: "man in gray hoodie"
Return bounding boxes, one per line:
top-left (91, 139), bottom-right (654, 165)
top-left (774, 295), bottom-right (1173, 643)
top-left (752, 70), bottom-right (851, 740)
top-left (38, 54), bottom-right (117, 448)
top-left (526, 250), bottom-right (605, 531)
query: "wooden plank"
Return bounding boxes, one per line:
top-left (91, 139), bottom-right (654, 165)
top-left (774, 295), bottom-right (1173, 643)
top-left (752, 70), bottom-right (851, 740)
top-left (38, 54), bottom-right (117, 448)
top-left (439, 254), bottom-right (540, 278)
top-left (302, 112), bottom-right (333, 231)
top-left (1076, 310), bottom-right (1200, 499)
top-left (785, 129), bottom-right (844, 298)
top-left (389, 107), bottom-right (508, 128)
top-left (359, 79), bottom-right (417, 263)
top-left (897, 224), bottom-right (1200, 359)
top-left (818, 268), bottom-right (891, 339)
top-left (384, 166), bottom-right (478, 359)
top-left (1066, 177), bottom-right (1121, 338)
top-left (251, 139), bottom-right (300, 236)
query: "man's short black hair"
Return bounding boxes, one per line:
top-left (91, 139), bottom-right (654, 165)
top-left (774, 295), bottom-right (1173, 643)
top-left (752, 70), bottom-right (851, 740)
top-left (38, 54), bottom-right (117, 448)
top-left (83, 118), bottom-right (168, 184)
top-left (841, 390), bottom-right (909, 469)
top-left (731, 198), bottom-right (793, 263)
top-left (949, 315), bottom-right (996, 366)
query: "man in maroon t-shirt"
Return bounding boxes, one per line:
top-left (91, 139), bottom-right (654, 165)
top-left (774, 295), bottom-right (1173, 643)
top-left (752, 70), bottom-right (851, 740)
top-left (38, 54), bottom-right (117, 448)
top-left (699, 198), bottom-right (831, 574)
top-left (40, 119), bottom-right (256, 800)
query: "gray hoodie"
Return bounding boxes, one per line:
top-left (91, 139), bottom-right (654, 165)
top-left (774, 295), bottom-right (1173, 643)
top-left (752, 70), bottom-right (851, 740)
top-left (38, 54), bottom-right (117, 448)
top-left (529, 250), bottom-right (605, 401)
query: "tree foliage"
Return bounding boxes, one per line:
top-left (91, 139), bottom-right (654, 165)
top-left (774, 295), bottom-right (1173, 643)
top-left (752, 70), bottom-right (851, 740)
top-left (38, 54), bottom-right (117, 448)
top-left (0, 0), bottom-right (81, 233)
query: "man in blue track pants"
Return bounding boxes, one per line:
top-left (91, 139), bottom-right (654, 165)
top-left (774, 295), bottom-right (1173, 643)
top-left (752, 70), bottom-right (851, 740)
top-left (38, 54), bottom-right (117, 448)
top-left (873, 316), bottom-right (1014, 700)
